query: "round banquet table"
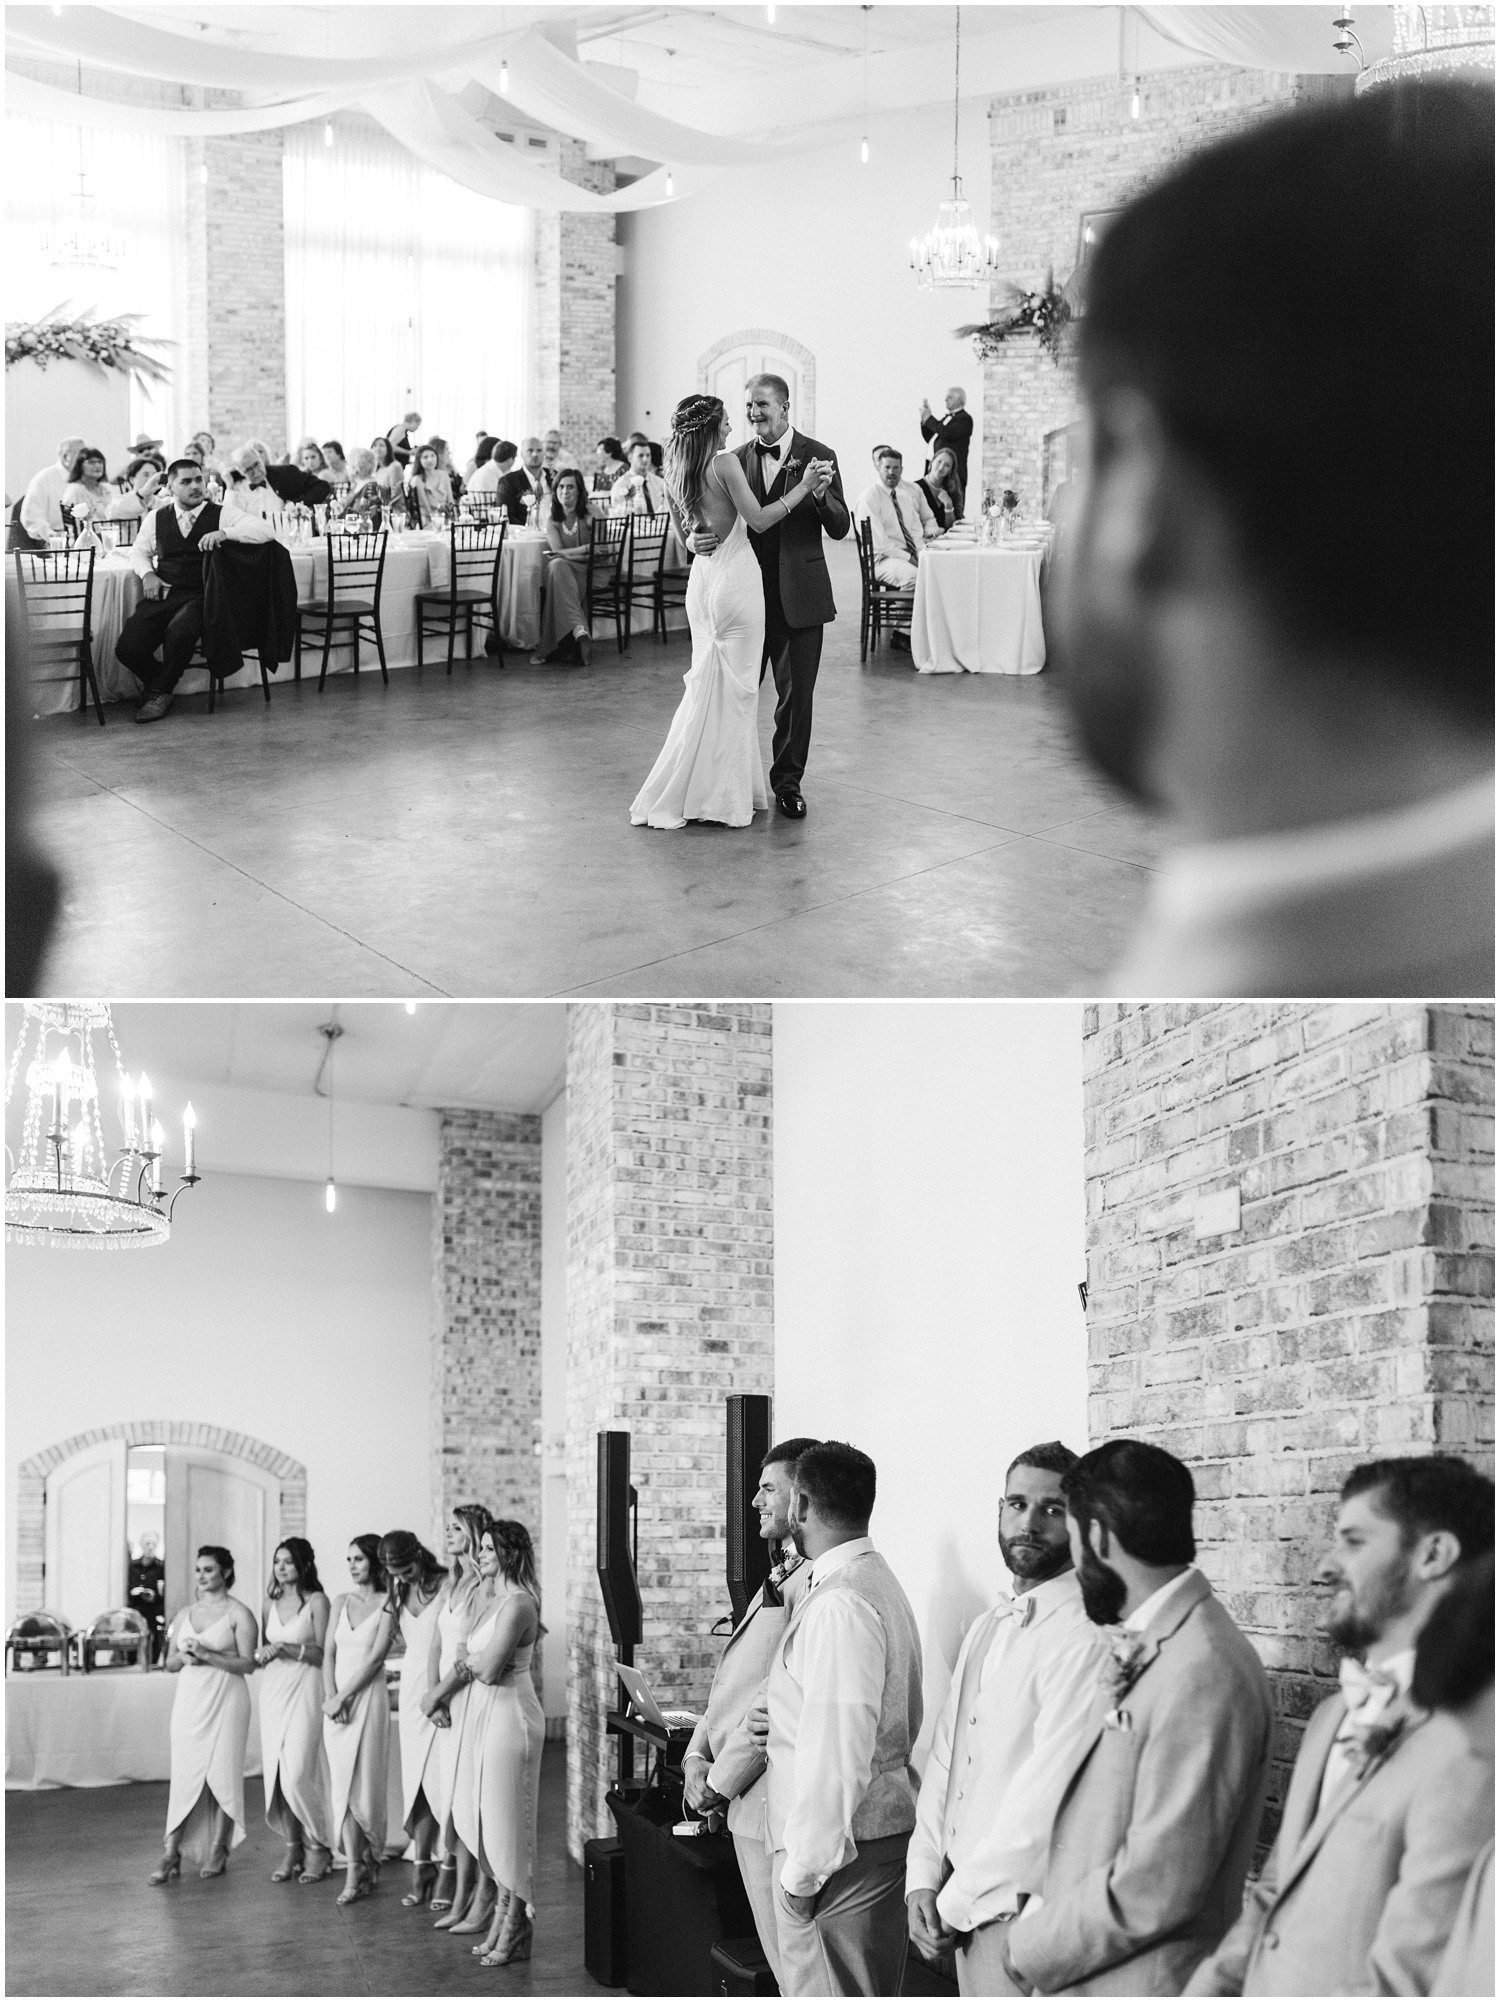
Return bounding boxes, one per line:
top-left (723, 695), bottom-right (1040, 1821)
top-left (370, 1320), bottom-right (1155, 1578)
top-left (910, 535), bottom-right (1051, 676)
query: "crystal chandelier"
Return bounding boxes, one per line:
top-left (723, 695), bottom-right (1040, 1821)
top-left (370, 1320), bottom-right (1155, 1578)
top-left (4, 1003), bottom-right (200, 1249)
top-left (1354, 3), bottom-right (1496, 89)
top-left (911, 7), bottom-right (998, 290)
top-left (40, 66), bottom-right (127, 271)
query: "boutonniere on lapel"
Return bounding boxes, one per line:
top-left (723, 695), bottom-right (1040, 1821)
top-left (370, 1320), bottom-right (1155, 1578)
top-left (1099, 1629), bottom-right (1159, 1730)
top-left (1342, 1695), bottom-right (1413, 1779)
top-left (781, 457), bottom-right (802, 482)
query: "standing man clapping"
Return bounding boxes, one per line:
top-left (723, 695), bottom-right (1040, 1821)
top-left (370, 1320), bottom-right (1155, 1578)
top-left (760, 1441), bottom-right (922, 1997)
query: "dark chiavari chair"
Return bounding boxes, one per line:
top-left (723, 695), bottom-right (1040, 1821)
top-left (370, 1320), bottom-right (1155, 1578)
top-left (585, 514), bottom-right (632, 653)
top-left (414, 518), bottom-right (507, 671)
top-left (12, 546), bottom-right (104, 723)
top-left (294, 529), bottom-right (390, 691)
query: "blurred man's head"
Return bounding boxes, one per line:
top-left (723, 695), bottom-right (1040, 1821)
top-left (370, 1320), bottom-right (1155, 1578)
top-left (788, 1441), bottom-right (876, 1560)
top-left (521, 436), bottom-right (544, 472)
top-left (755, 1436), bottom-right (823, 1546)
top-left (1064, 1439), bottom-right (1196, 1625)
top-left (1059, 82), bottom-right (1494, 834)
top-left (1317, 1455), bottom-right (1494, 1659)
top-left (944, 388), bottom-right (966, 413)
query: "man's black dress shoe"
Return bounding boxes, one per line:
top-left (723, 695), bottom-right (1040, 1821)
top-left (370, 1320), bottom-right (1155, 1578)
top-left (775, 787), bottom-right (806, 820)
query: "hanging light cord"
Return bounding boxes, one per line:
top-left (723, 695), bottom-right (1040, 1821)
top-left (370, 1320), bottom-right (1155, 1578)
top-left (952, 6), bottom-right (961, 190)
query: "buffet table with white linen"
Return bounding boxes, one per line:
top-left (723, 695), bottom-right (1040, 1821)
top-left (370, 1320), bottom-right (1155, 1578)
top-left (910, 530), bottom-right (1051, 676)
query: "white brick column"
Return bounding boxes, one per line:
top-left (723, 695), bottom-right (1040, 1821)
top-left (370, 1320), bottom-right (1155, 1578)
top-left (531, 140), bottom-right (617, 450)
top-left (564, 1004), bottom-right (775, 1861)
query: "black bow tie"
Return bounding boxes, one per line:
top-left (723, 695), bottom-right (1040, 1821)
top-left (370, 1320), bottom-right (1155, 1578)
top-left (754, 440), bottom-right (784, 456)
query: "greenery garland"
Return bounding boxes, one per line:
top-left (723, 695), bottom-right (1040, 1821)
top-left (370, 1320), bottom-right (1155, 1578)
top-left (5, 307), bottom-right (173, 387)
top-left (956, 271), bottom-right (1074, 367)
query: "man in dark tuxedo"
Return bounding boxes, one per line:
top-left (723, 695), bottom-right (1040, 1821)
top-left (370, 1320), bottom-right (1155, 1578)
top-left (693, 373), bottom-right (848, 819)
top-left (920, 388), bottom-right (974, 500)
top-left (128, 1531), bottom-right (167, 1660)
top-left (496, 436), bottom-right (554, 525)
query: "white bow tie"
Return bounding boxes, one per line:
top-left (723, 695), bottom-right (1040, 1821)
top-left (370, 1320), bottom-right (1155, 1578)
top-left (998, 1593), bottom-right (1037, 1627)
top-left (1338, 1655), bottom-right (1399, 1716)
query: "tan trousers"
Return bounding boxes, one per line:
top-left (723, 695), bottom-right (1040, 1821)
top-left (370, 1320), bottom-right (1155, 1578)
top-left (734, 1830), bottom-right (785, 1990)
top-left (957, 1920), bottom-right (1025, 1997)
top-left (772, 1835), bottom-right (911, 1996)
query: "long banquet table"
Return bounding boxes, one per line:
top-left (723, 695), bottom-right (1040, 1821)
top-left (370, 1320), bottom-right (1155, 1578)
top-left (909, 528), bottom-right (1051, 676)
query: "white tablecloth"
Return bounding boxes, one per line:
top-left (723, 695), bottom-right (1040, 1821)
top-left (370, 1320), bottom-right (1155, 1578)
top-left (910, 539), bottom-right (1049, 676)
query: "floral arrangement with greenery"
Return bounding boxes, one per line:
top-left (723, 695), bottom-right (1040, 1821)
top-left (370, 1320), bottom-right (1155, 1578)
top-left (957, 270), bottom-right (1074, 366)
top-left (5, 307), bottom-right (172, 387)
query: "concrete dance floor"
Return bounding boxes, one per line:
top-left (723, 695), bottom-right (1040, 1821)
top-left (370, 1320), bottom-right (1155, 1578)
top-left (22, 547), bottom-right (1161, 998)
top-left (5, 1743), bottom-right (611, 1997)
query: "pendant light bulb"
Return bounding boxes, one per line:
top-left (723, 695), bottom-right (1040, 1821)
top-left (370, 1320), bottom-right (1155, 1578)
top-left (199, 161), bottom-right (209, 186)
top-left (666, 168), bottom-right (674, 197)
top-left (324, 119), bottom-right (334, 147)
top-left (860, 135), bottom-right (869, 164)
top-left (500, 57), bottom-right (509, 93)
top-left (767, 2), bottom-right (775, 19)
top-left (404, 1000), bottom-right (417, 1015)
top-left (1130, 81), bottom-right (1141, 119)
top-left (325, 1176), bottom-right (337, 1214)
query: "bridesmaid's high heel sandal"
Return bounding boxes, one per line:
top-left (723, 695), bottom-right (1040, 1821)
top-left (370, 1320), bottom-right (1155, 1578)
top-left (200, 1844), bottom-right (230, 1880)
top-left (335, 1864), bottom-right (373, 1906)
top-left (448, 1886), bottom-right (496, 1936)
top-left (481, 1907), bottom-right (534, 1967)
top-left (402, 1861), bottom-right (439, 1908)
top-left (271, 1843), bottom-right (305, 1883)
top-left (147, 1851), bottom-right (181, 1886)
top-left (473, 1888), bottom-right (512, 1953)
top-left (298, 1844), bottom-right (333, 1884)
top-left (427, 1861), bottom-right (457, 1913)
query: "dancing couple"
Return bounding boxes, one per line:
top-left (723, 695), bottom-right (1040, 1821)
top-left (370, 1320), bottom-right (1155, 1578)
top-left (630, 374), bottom-right (849, 830)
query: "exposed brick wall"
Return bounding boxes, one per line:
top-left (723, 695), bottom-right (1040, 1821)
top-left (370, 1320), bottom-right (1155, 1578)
top-left (564, 1003), bottom-right (774, 1862)
top-left (982, 66), bottom-right (1298, 514)
top-left (430, 1110), bottom-right (543, 1539)
top-left (532, 139), bottom-right (617, 454)
top-left (1082, 1003), bottom-right (1496, 1849)
top-left (181, 128), bottom-right (288, 453)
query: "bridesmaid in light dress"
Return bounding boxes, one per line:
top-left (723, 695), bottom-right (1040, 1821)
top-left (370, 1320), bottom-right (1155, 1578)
top-left (379, 1530), bottom-right (449, 1907)
top-left (423, 1504), bottom-right (489, 1921)
top-left (424, 1505), bottom-right (500, 1937)
top-left (322, 1534), bottom-right (396, 1906)
top-left (148, 1546), bottom-right (258, 1884)
top-left (255, 1538), bottom-right (334, 1884)
top-left (468, 1519), bottom-right (546, 1968)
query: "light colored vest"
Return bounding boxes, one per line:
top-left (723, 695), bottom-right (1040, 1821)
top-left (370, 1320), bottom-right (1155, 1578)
top-left (939, 1607), bottom-right (1004, 1862)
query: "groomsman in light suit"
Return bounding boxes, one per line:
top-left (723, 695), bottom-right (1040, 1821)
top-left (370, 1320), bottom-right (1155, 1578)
top-left (681, 1434), bottom-right (821, 1986)
top-left (1187, 1454), bottom-right (1495, 1997)
top-left (906, 1441), bottom-right (1107, 1995)
top-left (999, 1439), bottom-right (1273, 1996)
top-left (757, 1441), bottom-right (922, 1996)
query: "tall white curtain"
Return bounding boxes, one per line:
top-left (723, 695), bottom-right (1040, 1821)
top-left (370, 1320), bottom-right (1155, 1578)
top-left (4, 112), bottom-right (186, 458)
top-left (283, 117), bottom-right (529, 458)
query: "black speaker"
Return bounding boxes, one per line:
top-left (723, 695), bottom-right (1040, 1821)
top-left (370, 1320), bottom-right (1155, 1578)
top-left (726, 1394), bottom-right (773, 1625)
top-left (710, 1936), bottom-right (780, 1997)
top-left (583, 1836), bottom-right (626, 1987)
top-left (597, 1430), bottom-right (643, 1659)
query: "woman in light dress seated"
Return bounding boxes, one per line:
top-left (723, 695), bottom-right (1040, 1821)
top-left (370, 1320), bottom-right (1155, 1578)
top-left (406, 444), bottom-right (453, 529)
top-left (370, 435), bottom-right (405, 501)
top-left (255, 1537), bottom-right (334, 1885)
top-left (464, 1519), bottom-right (546, 1968)
top-left (425, 1505), bottom-right (497, 1937)
top-left (465, 437), bottom-right (502, 495)
top-left (630, 391), bottom-right (828, 831)
top-left (593, 436), bottom-right (629, 492)
top-left (294, 437), bottom-right (327, 479)
top-left (532, 469), bottom-right (593, 666)
top-left (335, 448), bottom-right (386, 526)
top-left (62, 446), bottom-right (115, 522)
top-left (379, 1530), bottom-right (451, 1908)
top-left (918, 447), bottom-right (962, 531)
top-left (320, 440), bottom-right (351, 486)
top-left (148, 1545), bottom-right (258, 1885)
top-left (321, 1534), bottom-right (396, 1906)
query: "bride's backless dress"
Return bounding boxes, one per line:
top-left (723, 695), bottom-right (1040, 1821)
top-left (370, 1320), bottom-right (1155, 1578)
top-left (630, 464), bottom-right (768, 829)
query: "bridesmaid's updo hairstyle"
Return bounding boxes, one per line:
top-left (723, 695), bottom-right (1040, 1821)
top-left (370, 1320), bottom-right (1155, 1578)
top-left (379, 1530), bottom-right (447, 1612)
top-left (267, 1536), bottom-right (322, 1603)
top-left (348, 1532), bottom-right (386, 1593)
top-left (197, 1544), bottom-right (235, 1589)
top-left (487, 1517), bottom-right (542, 1604)
top-left (664, 393), bottom-right (725, 527)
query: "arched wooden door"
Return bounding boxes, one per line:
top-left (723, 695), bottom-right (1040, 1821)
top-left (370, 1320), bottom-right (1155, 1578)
top-left (698, 330), bottom-right (817, 442)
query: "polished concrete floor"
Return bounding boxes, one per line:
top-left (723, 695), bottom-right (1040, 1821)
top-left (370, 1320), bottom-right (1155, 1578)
top-left (22, 544), bottom-right (1161, 998)
top-left (5, 1743), bottom-right (612, 1997)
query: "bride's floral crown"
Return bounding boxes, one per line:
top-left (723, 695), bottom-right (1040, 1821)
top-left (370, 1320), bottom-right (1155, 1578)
top-left (669, 395), bottom-right (723, 438)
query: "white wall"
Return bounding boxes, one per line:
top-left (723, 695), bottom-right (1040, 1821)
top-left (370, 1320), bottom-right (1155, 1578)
top-left (617, 98), bottom-right (990, 481)
top-left (6, 1169), bottom-right (433, 1622)
top-left (539, 1088), bottom-right (568, 1722)
top-left (772, 1001), bottom-right (1087, 1762)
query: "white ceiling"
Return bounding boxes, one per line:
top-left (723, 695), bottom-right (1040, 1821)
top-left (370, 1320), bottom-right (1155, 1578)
top-left (4, 1002), bottom-right (567, 1115)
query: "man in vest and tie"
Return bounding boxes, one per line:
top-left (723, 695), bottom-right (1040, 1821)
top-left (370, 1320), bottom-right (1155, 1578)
top-left (906, 1441), bottom-right (1106, 1995)
top-left (855, 448), bottom-right (941, 653)
top-left (117, 457), bottom-right (271, 722)
top-left (760, 1440), bottom-right (923, 1996)
top-left (682, 1435), bottom-right (821, 1987)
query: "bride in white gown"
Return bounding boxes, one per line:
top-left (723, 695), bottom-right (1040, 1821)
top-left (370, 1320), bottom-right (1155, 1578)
top-left (630, 393), bottom-right (831, 830)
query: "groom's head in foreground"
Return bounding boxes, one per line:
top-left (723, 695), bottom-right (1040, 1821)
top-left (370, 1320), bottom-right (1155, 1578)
top-left (1063, 1439), bottom-right (1195, 1626)
top-left (746, 373), bottom-right (791, 446)
top-left (788, 1440), bottom-right (876, 1560)
top-left (1058, 81), bottom-right (1494, 842)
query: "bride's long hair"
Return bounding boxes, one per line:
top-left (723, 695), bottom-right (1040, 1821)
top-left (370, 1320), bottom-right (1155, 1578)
top-left (664, 394), bottom-right (724, 526)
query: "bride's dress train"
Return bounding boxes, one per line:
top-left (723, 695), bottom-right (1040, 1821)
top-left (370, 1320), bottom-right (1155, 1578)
top-left (630, 514), bottom-right (768, 829)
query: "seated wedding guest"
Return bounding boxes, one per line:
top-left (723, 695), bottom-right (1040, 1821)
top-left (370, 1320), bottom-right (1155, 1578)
top-left (370, 434), bottom-right (405, 498)
top-left (229, 443), bottom-right (330, 510)
top-left (609, 438), bottom-right (669, 519)
top-left (387, 409), bottom-right (421, 465)
top-left (907, 1442), bottom-right (1107, 1996)
top-left (920, 388), bottom-right (973, 498)
top-left (131, 429), bottom-right (165, 461)
top-left (497, 437), bottom-right (553, 525)
top-left (294, 436), bottom-right (327, 477)
top-left (1187, 1456), bottom-right (1495, 1999)
top-left (1061, 81), bottom-right (1493, 997)
top-left (429, 435), bottom-right (465, 502)
top-left (62, 445), bottom-right (115, 521)
top-left (191, 429), bottom-right (221, 472)
top-left (542, 427), bottom-right (579, 475)
top-left (857, 447), bottom-right (940, 652)
top-left (918, 446), bottom-right (962, 530)
top-left (20, 436), bottom-right (85, 541)
top-left (1414, 1551), bottom-right (1494, 1999)
top-left (593, 436), bottom-right (629, 491)
top-left (149, 1546), bottom-right (258, 1884)
top-left (1000, 1439), bottom-right (1273, 1996)
top-left (531, 469), bottom-right (594, 666)
top-left (116, 456), bottom-right (272, 723)
top-left (108, 456), bottom-right (167, 519)
top-left (380, 1531), bottom-right (450, 1909)
top-left (406, 443), bottom-right (453, 527)
top-left (464, 429), bottom-right (489, 479)
top-left (255, 1538), bottom-right (334, 1885)
top-left (762, 1441), bottom-right (922, 1998)
top-left (683, 1436), bottom-right (820, 1987)
top-left (424, 1504), bottom-right (491, 1924)
top-left (323, 1535), bottom-right (395, 1906)
top-left (320, 440), bottom-right (350, 484)
top-left (335, 448), bottom-right (385, 522)
top-left (465, 436), bottom-right (502, 494)
top-left (128, 1530), bottom-right (167, 1660)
